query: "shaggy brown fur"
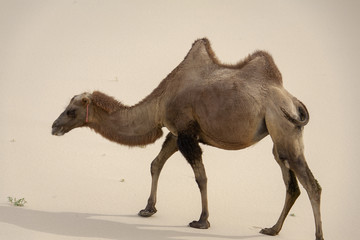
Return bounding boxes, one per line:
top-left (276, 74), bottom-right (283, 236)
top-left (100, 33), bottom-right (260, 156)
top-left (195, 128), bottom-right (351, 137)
top-left (91, 91), bottom-right (126, 113)
top-left (90, 119), bottom-right (163, 147)
top-left (90, 91), bottom-right (163, 146)
top-left (52, 38), bottom-right (323, 240)
top-left (89, 101), bottom-right (163, 147)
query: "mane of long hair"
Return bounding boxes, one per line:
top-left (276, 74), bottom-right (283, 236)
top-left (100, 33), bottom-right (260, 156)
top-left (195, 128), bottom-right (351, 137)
top-left (91, 91), bottom-right (126, 113)
top-left (89, 91), bottom-right (163, 147)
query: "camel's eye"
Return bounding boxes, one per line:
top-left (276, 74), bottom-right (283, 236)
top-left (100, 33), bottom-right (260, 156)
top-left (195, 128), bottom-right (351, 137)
top-left (67, 109), bottom-right (76, 118)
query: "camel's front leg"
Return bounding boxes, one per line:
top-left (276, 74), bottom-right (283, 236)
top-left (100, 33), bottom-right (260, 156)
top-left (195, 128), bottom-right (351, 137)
top-left (177, 132), bottom-right (210, 229)
top-left (139, 133), bottom-right (178, 217)
top-left (188, 160), bottom-right (210, 229)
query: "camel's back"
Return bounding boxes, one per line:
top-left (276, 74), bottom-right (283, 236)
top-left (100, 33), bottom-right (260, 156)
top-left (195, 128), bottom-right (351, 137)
top-left (163, 39), bottom-right (282, 94)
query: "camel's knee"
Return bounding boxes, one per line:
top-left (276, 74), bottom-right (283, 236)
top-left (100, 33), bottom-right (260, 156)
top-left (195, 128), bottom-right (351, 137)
top-left (150, 158), bottom-right (161, 176)
top-left (195, 174), bottom-right (207, 191)
top-left (150, 133), bottom-right (178, 177)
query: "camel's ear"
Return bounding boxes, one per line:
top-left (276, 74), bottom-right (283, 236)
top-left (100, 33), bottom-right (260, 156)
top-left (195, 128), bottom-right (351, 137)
top-left (81, 96), bottom-right (90, 106)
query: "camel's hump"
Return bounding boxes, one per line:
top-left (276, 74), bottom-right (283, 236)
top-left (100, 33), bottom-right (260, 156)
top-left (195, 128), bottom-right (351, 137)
top-left (183, 38), bottom-right (282, 84)
top-left (182, 38), bottom-right (214, 65)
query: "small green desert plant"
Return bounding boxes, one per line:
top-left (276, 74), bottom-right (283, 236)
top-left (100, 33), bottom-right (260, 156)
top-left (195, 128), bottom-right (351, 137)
top-left (8, 197), bottom-right (27, 207)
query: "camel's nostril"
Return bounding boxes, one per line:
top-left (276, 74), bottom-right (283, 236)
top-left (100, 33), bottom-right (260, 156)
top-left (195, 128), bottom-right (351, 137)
top-left (51, 120), bottom-right (58, 128)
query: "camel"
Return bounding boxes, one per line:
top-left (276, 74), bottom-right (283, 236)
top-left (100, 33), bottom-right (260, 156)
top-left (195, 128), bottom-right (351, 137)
top-left (51, 38), bottom-right (323, 240)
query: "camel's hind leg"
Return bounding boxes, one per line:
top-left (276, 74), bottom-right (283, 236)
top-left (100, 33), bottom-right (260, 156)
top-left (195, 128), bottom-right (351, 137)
top-left (288, 154), bottom-right (323, 240)
top-left (261, 144), bottom-right (323, 239)
top-left (139, 133), bottom-right (178, 217)
top-left (264, 108), bottom-right (323, 239)
top-left (260, 145), bottom-right (301, 236)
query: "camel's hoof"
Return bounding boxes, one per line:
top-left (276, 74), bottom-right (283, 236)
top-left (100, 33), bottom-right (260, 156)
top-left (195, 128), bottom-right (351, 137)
top-left (260, 227), bottom-right (278, 236)
top-left (189, 220), bottom-right (210, 229)
top-left (315, 234), bottom-right (324, 240)
top-left (138, 208), bottom-right (157, 217)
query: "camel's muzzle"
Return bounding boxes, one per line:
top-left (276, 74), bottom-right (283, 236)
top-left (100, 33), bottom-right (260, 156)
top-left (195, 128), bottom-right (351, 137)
top-left (52, 126), bottom-right (65, 136)
top-left (51, 119), bottom-right (65, 136)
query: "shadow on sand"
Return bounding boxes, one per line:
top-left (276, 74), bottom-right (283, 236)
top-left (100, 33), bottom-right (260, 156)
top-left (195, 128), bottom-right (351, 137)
top-left (0, 206), bottom-right (264, 240)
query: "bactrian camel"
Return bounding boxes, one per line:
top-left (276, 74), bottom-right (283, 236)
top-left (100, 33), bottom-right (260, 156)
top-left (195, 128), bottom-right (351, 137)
top-left (52, 38), bottom-right (323, 240)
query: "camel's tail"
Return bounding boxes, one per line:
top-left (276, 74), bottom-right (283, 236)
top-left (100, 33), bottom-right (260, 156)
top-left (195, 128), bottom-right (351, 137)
top-left (280, 99), bottom-right (309, 128)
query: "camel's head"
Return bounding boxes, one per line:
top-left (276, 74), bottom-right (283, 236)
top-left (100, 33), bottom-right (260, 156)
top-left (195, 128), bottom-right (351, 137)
top-left (52, 92), bottom-right (91, 136)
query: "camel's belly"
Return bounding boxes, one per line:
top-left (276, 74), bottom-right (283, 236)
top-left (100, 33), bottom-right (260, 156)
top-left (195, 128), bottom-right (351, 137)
top-left (193, 92), bottom-right (268, 150)
top-left (197, 120), bottom-right (269, 150)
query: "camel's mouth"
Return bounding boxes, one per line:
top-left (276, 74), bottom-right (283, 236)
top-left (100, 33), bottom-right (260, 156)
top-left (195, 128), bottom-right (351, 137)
top-left (52, 126), bottom-right (65, 136)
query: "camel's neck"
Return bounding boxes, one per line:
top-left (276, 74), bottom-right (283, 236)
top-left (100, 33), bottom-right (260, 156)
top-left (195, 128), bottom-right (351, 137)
top-left (88, 94), bottom-right (163, 146)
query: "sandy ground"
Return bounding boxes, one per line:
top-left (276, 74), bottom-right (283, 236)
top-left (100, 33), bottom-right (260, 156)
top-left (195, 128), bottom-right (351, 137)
top-left (1, 0), bottom-right (360, 239)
